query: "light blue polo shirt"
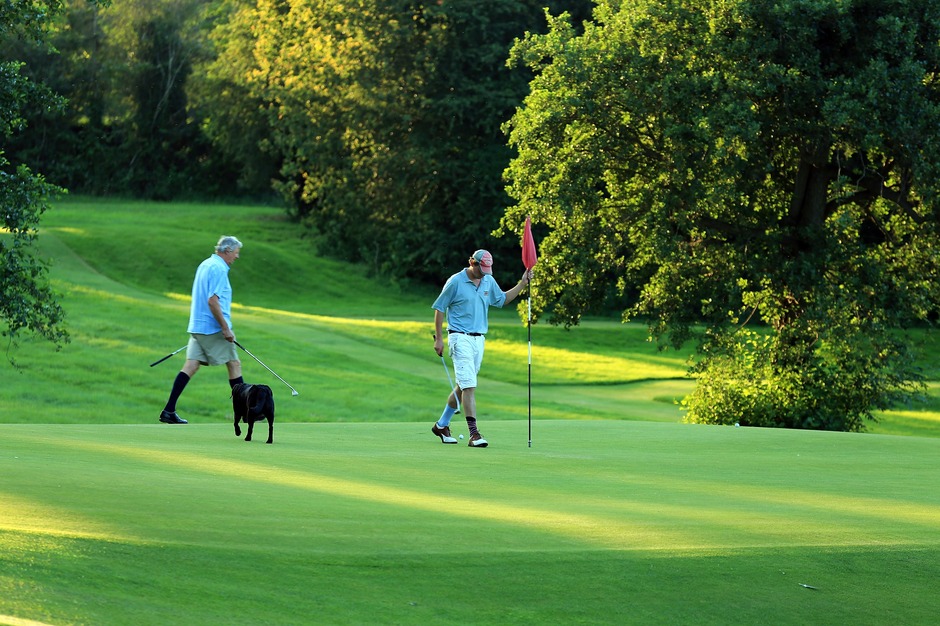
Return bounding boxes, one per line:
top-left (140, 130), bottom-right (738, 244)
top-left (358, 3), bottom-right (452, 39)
top-left (187, 254), bottom-right (233, 334)
top-left (432, 269), bottom-right (506, 335)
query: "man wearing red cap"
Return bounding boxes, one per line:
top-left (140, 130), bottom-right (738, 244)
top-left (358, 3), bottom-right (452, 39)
top-left (431, 249), bottom-right (532, 447)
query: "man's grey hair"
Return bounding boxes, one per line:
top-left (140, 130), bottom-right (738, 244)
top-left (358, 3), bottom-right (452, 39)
top-left (215, 236), bottom-right (242, 254)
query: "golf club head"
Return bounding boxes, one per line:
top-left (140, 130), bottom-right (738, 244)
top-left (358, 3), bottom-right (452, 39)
top-left (291, 390), bottom-right (299, 396)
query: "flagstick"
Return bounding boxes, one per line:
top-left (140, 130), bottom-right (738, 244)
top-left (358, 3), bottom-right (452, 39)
top-left (521, 215), bottom-right (537, 449)
top-left (527, 293), bottom-right (532, 448)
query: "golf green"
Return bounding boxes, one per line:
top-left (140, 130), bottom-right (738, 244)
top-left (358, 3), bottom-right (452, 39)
top-left (2, 420), bottom-right (938, 624)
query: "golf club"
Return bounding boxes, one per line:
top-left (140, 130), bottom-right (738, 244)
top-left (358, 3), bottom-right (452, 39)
top-left (234, 340), bottom-right (299, 396)
top-left (431, 332), bottom-right (460, 412)
top-left (150, 345), bottom-right (188, 367)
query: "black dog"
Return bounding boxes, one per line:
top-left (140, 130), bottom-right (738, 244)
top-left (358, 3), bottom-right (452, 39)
top-left (231, 383), bottom-right (275, 444)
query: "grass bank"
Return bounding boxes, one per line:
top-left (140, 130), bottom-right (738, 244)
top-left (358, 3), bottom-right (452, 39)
top-left (4, 197), bottom-right (698, 427)
top-left (2, 197), bottom-right (937, 436)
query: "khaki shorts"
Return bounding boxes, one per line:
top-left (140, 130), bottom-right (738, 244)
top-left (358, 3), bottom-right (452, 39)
top-left (187, 332), bottom-right (239, 366)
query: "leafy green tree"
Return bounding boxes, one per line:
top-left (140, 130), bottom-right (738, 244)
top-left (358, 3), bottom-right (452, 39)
top-left (502, 0), bottom-right (940, 431)
top-left (101, 0), bottom-right (219, 198)
top-left (220, 0), bottom-right (591, 280)
top-left (2, 0), bottom-right (238, 198)
top-left (0, 0), bottom-right (75, 354)
top-left (0, 1), bottom-right (111, 191)
top-left (191, 0), bottom-right (278, 195)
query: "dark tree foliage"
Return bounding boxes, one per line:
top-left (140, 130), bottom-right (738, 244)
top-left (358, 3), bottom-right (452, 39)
top-left (233, 0), bottom-right (593, 281)
top-left (0, 0), bottom-right (78, 356)
top-left (124, 16), bottom-right (202, 199)
top-left (502, 0), bottom-right (940, 431)
top-left (0, 0), bottom-right (242, 199)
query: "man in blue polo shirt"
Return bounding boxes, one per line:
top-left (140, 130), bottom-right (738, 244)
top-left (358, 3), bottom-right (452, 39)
top-left (431, 249), bottom-right (531, 447)
top-left (159, 236), bottom-right (244, 424)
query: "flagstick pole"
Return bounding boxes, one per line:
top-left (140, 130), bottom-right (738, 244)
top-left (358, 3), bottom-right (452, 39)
top-left (527, 293), bottom-right (532, 448)
top-left (521, 215), bottom-right (537, 449)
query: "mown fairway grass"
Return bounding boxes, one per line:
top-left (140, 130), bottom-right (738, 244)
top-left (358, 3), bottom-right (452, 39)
top-left (3, 422), bottom-right (939, 625)
top-left (2, 198), bottom-right (940, 625)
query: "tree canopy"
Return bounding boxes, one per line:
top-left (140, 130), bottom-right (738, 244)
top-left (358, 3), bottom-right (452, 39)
top-left (2, 0), bottom-right (592, 279)
top-left (0, 0), bottom-right (76, 355)
top-left (214, 0), bottom-right (592, 280)
top-left (502, 0), bottom-right (940, 431)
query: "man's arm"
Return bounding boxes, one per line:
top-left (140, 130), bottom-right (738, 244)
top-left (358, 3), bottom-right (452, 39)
top-left (503, 270), bottom-right (532, 306)
top-left (208, 294), bottom-right (235, 342)
top-left (433, 309), bottom-right (446, 356)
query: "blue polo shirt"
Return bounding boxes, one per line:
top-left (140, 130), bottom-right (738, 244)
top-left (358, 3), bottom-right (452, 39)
top-left (187, 254), bottom-right (233, 334)
top-left (432, 269), bottom-right (506, 335)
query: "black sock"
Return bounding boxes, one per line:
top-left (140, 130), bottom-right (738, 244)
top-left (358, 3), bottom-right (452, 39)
top-left (466, 416), bottom-right (479, 437)
top-left (229, 376), bottom-right (244, 388)
top-left (164, 372), bottom-right (191, 413)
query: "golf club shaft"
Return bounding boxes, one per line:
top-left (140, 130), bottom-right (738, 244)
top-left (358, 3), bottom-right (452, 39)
top-left (432, 332), bottom-right (460, 411)
top-left (440, 354), bottom-right (460, 411)
top-left (234, 341), bottom-right (299, 396)
top-left (150, 345), bottom-right (187, 367)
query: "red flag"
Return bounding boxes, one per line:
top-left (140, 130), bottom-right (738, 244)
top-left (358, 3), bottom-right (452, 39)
top-left (522, 216), bottom-right (538, 269)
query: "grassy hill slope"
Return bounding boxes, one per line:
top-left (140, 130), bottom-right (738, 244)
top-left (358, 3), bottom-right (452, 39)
top-left (1, 197), bottom-right (937, 437)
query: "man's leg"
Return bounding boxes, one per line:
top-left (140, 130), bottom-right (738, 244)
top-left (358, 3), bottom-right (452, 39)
top-left (433, 387), bottom-right (461, 443)
top-left (460, 336), bottom-right (487, 447)
top-left (160, 360), bottom-right (201, 423)
top-left (226, 359), bottom-right (243, 388)
top-left (436, 388), bottom-right (461, 426)
top-left (461, 387), bottom-right (487, 446)
top-left (461, 388), bottom-right (477, 427)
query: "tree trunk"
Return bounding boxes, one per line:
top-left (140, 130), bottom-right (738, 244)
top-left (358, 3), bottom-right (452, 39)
top-left (789, 149), bottom-right (832, 231)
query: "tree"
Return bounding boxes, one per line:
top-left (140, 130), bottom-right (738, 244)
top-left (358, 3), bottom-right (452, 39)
top-left (219, 0), bottom-right (592, 280)
top-left (1, 0), bottom-right (241, 199)
top-left (100, 0), bottom-right (219, 199)
top-left (502, 0), bottom-right (940, 431)
top-left (0, 0), bottom-right (113, 192)
top-left (192, 0), bottom-right (278, 196)
top-left (0, 0), bottom-right (76, 356)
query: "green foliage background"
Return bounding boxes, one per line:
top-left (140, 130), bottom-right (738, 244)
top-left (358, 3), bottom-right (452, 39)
top-left (0, 0), bottom-right (73, 349)
top-left (1, 0), bottom-right (595, 278)
top-left (502, 0), bottom-right (940, 431)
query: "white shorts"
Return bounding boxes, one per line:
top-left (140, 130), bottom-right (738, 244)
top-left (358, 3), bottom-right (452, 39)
top-left (449, 333), bottom-right (485, 390)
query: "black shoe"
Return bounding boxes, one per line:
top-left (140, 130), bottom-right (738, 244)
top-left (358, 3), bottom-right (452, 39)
top-left (159, 410), bottom-right (188, 424)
